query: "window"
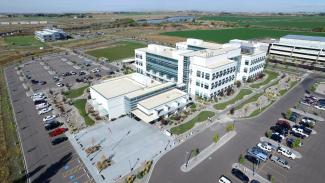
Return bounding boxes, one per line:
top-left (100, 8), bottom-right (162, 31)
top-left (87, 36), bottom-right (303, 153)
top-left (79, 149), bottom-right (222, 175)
top-left (205, 73), bottom-right (210, 80)
top-left (196, 81), bottom-right (200, 86)
top-left (204, 84), bottom-right (209, 89)
top-left (197, 71), bottom-right (201, 77)
top-left (244, 68), bottom-right (248, 73)
top-left (245, 60), bottom-right (249, 65)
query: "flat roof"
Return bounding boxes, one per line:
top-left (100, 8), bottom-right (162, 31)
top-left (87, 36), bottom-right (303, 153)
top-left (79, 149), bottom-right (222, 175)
top-left (91, 74), bottom-right (161, 100)
top-left (131, 109), bottom-right (158, 123)
top-left (282, 35), bottom-right (325, 42)
top-left (138, 89), bottom-right (187, 110)
top-left (126, 82), bottom-right (175, 99)
top-left (136, 45), bottom-right (191, 60)
top-left (199, 59), bottom-right (235, 69)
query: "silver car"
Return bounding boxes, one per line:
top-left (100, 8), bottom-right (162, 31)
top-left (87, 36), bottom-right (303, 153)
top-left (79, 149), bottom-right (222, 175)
top-left (270, 155), bottom-right (290, 169)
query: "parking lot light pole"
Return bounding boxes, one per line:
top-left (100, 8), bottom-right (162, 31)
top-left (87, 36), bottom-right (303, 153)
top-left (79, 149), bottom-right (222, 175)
top-left (184, 151), bottom-right (189, 167)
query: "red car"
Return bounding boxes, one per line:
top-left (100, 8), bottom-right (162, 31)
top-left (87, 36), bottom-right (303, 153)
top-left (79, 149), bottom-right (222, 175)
top-left (49, 128), bottom-right (68, 137)
top-left (276, 120), bottom-right (291, 130)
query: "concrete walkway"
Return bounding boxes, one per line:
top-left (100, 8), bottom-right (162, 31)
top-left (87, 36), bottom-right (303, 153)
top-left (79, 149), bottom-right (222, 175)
top-left (291, 108), bottom-right (325, 122)
top-left (180, 131), bottom-right (237, 172)
top-left (232, 163), bottom-right (270, 183)
top-left (260, 137), bottom-right (302, 159)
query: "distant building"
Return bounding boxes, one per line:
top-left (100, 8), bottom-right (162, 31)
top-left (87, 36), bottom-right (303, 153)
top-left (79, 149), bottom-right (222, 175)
top-left (268, 35), bottom-right (325, 66)
top-left (137, 16), bottom-right (195, 25)
top-left (34, 28), bottom-right (67, 42)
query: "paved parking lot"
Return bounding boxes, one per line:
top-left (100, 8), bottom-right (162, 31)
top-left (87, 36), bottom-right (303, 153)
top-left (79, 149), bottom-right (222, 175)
top-left (6, 64), bottom-right (94, 183)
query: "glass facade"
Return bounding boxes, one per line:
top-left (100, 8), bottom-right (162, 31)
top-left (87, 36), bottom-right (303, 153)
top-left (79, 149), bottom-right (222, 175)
top-left (183, 56), bottom-right (190, 92)
top-left (146, 53), bottom-right (178, 80)
top-left (187, 45), bottom-right (206, 51)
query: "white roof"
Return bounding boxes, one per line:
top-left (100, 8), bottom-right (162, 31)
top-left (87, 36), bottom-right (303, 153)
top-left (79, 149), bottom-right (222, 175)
top-left (131, 109), bottom-right (158, 123)
top-left (126, 82), bottom-right (175, 99)
top-left (138, 89), bottom-right (187, 109)
top-left (91, 73), bottom-right (161, 100)
top-left (136, 44), bottom-right (191, 60)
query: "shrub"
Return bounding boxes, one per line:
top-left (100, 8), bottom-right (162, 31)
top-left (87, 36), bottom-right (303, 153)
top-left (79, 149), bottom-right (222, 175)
top-left (292, 138), bottom-right (302, 148)
top-left (229, 107), bottom-right (235, 115)
top-left (225, 123), bottom-right (235, 132)
top-left (265, 130), bottom-right (272, 138)
top-left (213, 132), bottom-right (219, 143)
top-left (239, 154), bottom-right (245, 164)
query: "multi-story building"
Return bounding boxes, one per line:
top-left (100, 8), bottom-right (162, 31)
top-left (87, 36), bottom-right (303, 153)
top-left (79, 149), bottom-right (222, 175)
top-left (35, 28), bottom-right (67, 42)
top-left (268, 35), bottom-right (325, 68)
top-left (230, 39), bottom-right (268, 81)
top-left (135, 39), bottom-right (243, 99)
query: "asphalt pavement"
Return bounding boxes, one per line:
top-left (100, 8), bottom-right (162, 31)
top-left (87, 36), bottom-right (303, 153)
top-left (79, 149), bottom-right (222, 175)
top-left (149, 75), bottom-right (324, 183)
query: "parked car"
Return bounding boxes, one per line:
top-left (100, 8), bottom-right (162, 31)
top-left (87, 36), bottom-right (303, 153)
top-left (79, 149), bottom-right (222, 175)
top-left (79, 71), bottom-right (86, 76)
top-left (231, 168), bottom-right (249, 183)
top-left (44, 121), bottom-right (61, 131)
top-left (245, 155), bottom-right (261, 165)
top-left (293, 125), bottom-right (312, 135)
top-left (70, 71), bottom-right (77, 75)
top-left (51, 137), bottom-right (68, 145)
top-left (34, 100), bottom-right (47, 105)
top-left (247, 147), bottom-right (269, 162)
top-left (257, 142), bottom-right (273, 152)
top-left (31, 92), bottom-right (44, 98)
top-left (272, 132), bottom-right (285, 140)
top-left (270, 155), bottom-right (291, 169)
top-left (32, 95), bottom-right (46, 102)
top-left (270, 134), bottom-right (282, 143)
top-left (250, 180), bottom-right (260, 183)
top-left (56, 82), bottom-right (64, 87)
top-left (43, 115), bottom-right (56, 122)
top-left (315, 104), bottom-right (325, 110)
top-left (276, 120), bottom-right (291, 130)
top-left (286, 138), bottom-right (303, 148)
top-left (91, 68), bottom-right (100, 73)
top-left (36, 103), bottom-right (50, 110)
top-left (49, 128), bottom-right (68, 137)
top-left (301, 117), bottom-right (316, 125)
top-left (76, 78), bottom-right (84, 82)
top-left (292, 127), bottom-right (309, 138)
top-left (290, 131), bottom-right (306, 139)
top-left (277, 147), bottom-right (296, 159)
top-left (219, 175), bottom-right (232, 183)
top-left (38, 107), bottom-right (53, 115)
top-left (270, 126), bottom-right (288, 136)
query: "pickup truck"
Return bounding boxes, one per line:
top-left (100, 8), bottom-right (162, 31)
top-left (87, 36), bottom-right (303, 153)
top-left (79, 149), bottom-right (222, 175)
top-left (292, 128), bottom-right (309, 138)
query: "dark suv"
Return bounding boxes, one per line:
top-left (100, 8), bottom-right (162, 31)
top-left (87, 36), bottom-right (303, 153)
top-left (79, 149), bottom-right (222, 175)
top-left (231, 168), bottom-right (249, 183)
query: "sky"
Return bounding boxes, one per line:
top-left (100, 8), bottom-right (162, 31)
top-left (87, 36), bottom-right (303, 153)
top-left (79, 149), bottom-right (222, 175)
top-left (1, 0), bottom-right (325, 13)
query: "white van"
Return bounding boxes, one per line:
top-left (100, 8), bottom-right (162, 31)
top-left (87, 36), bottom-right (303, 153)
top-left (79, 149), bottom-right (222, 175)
top-left (219, 175), bottom-right (232, 183)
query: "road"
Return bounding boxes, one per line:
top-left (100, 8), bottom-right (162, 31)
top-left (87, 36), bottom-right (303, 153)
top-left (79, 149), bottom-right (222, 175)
top-left (149, 75), bottom-right (324, 183)
top-left (5, 65), bottom-right (92, 183)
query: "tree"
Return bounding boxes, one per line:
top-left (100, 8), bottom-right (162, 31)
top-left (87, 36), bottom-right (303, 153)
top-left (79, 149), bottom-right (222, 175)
top-left (292, 138), bottom-right (302, 148)
top-left (229, 107), bottom-right (235, 115)
top-left (225, 123), bottom-right (235, 132)
top-left (265, 130), bottom-right (272, 138)
top-left (213, 132), bottom-right (219, 143)
top-left (239, 154), bottom-right (245, 164)
top-left (235, 80), bottom-right (241, 88)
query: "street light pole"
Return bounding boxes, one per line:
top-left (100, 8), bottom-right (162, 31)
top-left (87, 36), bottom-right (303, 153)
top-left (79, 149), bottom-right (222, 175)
top-left (184, 152), bottom-right (189, 167)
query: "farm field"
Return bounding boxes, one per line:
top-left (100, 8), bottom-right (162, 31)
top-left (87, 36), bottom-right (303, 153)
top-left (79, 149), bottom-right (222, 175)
top-left (4, 35), bottom-right (45, 48)
top-left (200, 15), bottom-right (325, 30)
top-left (86, 41), bottom-right (146, 61)
top-left (161, 28), bottom-right (325, 43)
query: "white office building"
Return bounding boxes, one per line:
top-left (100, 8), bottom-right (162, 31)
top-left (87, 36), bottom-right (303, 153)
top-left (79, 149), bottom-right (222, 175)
top-left (268, 35), bottom-right (325, 64)
top-left (230, 39), bottom-right (268, 81)
top-left (135, 38), bottom-right (266, 99)
top-left (35, 28), bottom-right (67, 42)
top-left (89, 73), bottom-right (189, 122)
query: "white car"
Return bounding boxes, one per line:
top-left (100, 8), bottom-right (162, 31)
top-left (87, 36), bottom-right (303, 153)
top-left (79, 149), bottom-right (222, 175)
top-left (91, 68), bottom-right (100, 73)
top-left (31, 92), bottom-right (44, 98)
top-left (277, 147), bottom-right (296, 159)
top-left (315, 105), bottom-right (325, 111)
top-left (292, 128), bottom-right (309, 138)
top-left (38, 107), bottom-right (53, 115)
top-left (257, 142), bottom-right (273, 152)
top-left (43, 115), bottom-right (56, 122)
top-left (56, 82), bottom-right (64, 87)
top-left (301, 117), bottom-right (316, 125)
top-left (36, 103), bottom-right (50, 110)
top-left (219, 175), bottom-right (232, 183)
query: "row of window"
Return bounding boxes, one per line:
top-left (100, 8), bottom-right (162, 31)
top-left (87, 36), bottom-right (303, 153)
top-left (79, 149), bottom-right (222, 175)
top-left (135, 53), bottom-right (143, 59)
top-left (195, 85), bottom-right (233, 99)
top-left (195, 75), bottom-right (235, 90)
top-left (196, 66), bottom-right (236, 81)
top-left (245, 56), bottom-right (265, 66)
top-left (249, 63), bottom-right (264, 73)
top-left (135, 61), bottom-right (143, 66)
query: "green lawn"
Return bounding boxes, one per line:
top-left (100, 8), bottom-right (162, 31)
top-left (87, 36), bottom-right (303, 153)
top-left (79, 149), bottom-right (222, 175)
top-left (4, 35), bottom-right (45, 48)
top-left (214, 89), bottom-right (252, 110)
top-left (199, 15), bottom-right (325, 30)
top-left (236, 93), bottom-right (264, 110)
top-left (73, 99), bottom-right (95, 126)
top-left (250, 70), bottom-right (279, 89)
top-left (161, 28), bottom-right (325, 43)
top-left (170, 111), bottom-right (215, 135)
top-left (64, 85), bottom-right (88, 99)
top-left (86, 41), bottom-right (146, 61)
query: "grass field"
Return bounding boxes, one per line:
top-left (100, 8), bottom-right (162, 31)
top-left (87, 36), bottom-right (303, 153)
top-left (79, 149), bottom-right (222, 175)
top-left (214, 89), bottom-right (252, 110)
top-left (161, 28), bottom-right (325, 43)
top-left (170, 111), bottom-right (215, 135)
top-left (64, 85), bottom-right (89, 99)
top-left (200, 15), bottom-right (325, 30)
top-left (250, 70), bottom-right (279, 89)
top-left (73, 99), bottom-right (95, 126)
top-left (4, 35), bottom-right (45, 48)
top-left (86, 41), bottom-right (146, 61)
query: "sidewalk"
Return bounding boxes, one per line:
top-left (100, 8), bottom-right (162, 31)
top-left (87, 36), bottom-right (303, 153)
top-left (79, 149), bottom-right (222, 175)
top-left (181, 131), bottom-right (237, 172)
top-left (232, 163), bottom-right (270, 183)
